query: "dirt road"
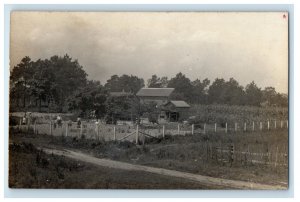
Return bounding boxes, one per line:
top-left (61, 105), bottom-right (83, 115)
top-left (41, 147), bottom-right (286, 190)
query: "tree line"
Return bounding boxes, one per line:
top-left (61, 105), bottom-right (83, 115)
top-left (147, 73), bottom-right (287, 107)
top-left (10, 55), bottom-right (288, 118)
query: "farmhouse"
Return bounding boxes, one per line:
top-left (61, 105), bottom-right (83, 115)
top-left (160, 100), bottom-right (191, 122)
top-left (136, 88), bottom-right (175, 106)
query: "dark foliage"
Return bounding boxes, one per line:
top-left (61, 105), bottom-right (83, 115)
top-left (10, 54), bottom-right (287, 116)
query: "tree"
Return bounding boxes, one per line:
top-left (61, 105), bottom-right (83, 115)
top-left (104, 75), bottom-right (121, 92)
top-left (208, 78), bottom-right (244, 105)
top-left (10, 56), bottom-right (34, 108)
top-left (275, 93), bottom-right (288, 107)
top-left (49, 55), bottom-right (88, 111)
top-left (68, 80), bottom-right (107, 119)
top-left (26, 59), bottom-right (54, 111)
top-left (160, 77), bottom-right (169, 88)
top-left (104, 94), bottom-right (140, 123)
top-left (207, 78), bottom-right (226, 104)
top-left (147, 75), bottom-right (169, 88)
top-left (168, 72), bottom-right (193, 101)
top-left (262, 87), bottom-right (278, 106)
top-left (120, 75), bottom-right (144, 94)
top-left (224, 78), bottom-right (245, 105)
top-left (105, 74), bottom-right (144, 94)
top-left (10, 54), bottom-right (88, 112)
top-left (245, 81), bottom-right (262, 106)
top-left (147, 75), bottom-right (160, 88)
top-left (191, 78), bottom-right (210, 104)
top-left (140, 101), bottom-right (160, 124)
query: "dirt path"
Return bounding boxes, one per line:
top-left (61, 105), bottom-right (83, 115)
top-left (41, 147), bottom-right (286, 190)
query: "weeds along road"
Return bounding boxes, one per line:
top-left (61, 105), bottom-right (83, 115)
top-left (41, 147), bottom-right (286, 190)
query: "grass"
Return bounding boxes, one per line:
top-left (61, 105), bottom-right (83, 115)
top-left (9, 142), bottom-right (219, 189)
top-left (189, 104), bottom-right (288, 125)
top-left (8, 105), bottom-right (289, 189)
top-left (9, 127), bottom-right (288, 187)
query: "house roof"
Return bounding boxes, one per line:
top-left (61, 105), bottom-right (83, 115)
top-left (167, 100), bottom-right (190, 108)
top-left (136, 88), bottom-right (175, 97)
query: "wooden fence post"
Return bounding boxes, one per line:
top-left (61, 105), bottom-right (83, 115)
top-left (177, 124), bottom-right (180, 135)
top-left (80, 123), bottom-right (83, 137)
top-left (136, 125), bottom-right (139, 144)
top-left (260, 122), bottom-right (262, 131)
top-left (252, 121), bottom-right (255, 131)
top-left (214, 123), bottom-right (217, 133)
top-left (33, 120), bottom-right (36, 134)
top-left (27, 119), bottom-right (30, 132)
top-left (113, 126), bottom-right (116, 141)
top-left (275, 146), bottom-right (279, 168)
top-left (96, 123), bottom-right (99, 139)
top-left (191, 124), bottom-right (194, 135)
top-left (280, 120), bottom-right (283, 129)
top-left (230, 144), bottom-right (234, 165)
top-left (65, 122), bottom-right (68, 137)
top-left (248, 145), bottom-right (252, 164)
top-left (162, 125), bottom-right (165, 138)
top-left (98, 124), bottom-right (100, 140)
top-left (225, 123), bottom-right (227, 133)
top-left (235, 122), bottom-right (237, 132)
top-left (142, 129), bottom-right (145, 145)
top-left (19, 118), bottom-right (22, 130)
top-left (267, 121), bottom-right (270, 130)
top-left (244, 122), bottom-right (247, 132)
top-left (274, 120), bottom-right (277, 129)
top-left (50, 121), bottom-right (52, 136)
top-left (203, 123), bottom-right (206, 134)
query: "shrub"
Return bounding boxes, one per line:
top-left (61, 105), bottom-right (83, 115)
top-left (9, 116), bottom-right (19, 126)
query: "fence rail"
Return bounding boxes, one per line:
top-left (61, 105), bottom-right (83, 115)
top-left (15, 118), bottom-right (289, 144)
top-left (214, 145), bottom-right (288, 167)
top-left (12, 117), bottom-right (288, 168)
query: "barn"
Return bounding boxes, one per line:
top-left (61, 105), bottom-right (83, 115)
top-left (136, 88), bottom-right (175, 106)
top-left (160, 100), bottom-right (191, 122)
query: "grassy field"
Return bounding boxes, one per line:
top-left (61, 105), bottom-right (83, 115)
top-left (9, 126), bottom-right (289, 188)
top-left (189, 104), bottom-right (288, 125)
top-left (9, 142), bottom-right (219, 189)
top-left (8, 104), bottom-right (289, 189)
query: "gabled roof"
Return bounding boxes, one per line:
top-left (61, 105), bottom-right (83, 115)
top-left (136, 88), bottom-right (175, 97)
top-left (166, 100), bottom-right (190, 108)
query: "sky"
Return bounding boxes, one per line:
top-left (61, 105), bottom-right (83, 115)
top-left (10, 12), bottom-right (288, 93)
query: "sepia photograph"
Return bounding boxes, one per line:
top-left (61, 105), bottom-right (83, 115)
top-left (8, 11), bottom-right (288, 190)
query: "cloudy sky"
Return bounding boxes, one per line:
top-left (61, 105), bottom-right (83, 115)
top-left (10, 12), bottom-right (288, 93)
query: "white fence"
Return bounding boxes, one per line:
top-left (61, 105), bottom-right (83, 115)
top-left (15, 118), bottom-right (289, 144)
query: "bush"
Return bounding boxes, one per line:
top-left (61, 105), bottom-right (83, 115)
top-left (9, 116), bottom-right (19, 126)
